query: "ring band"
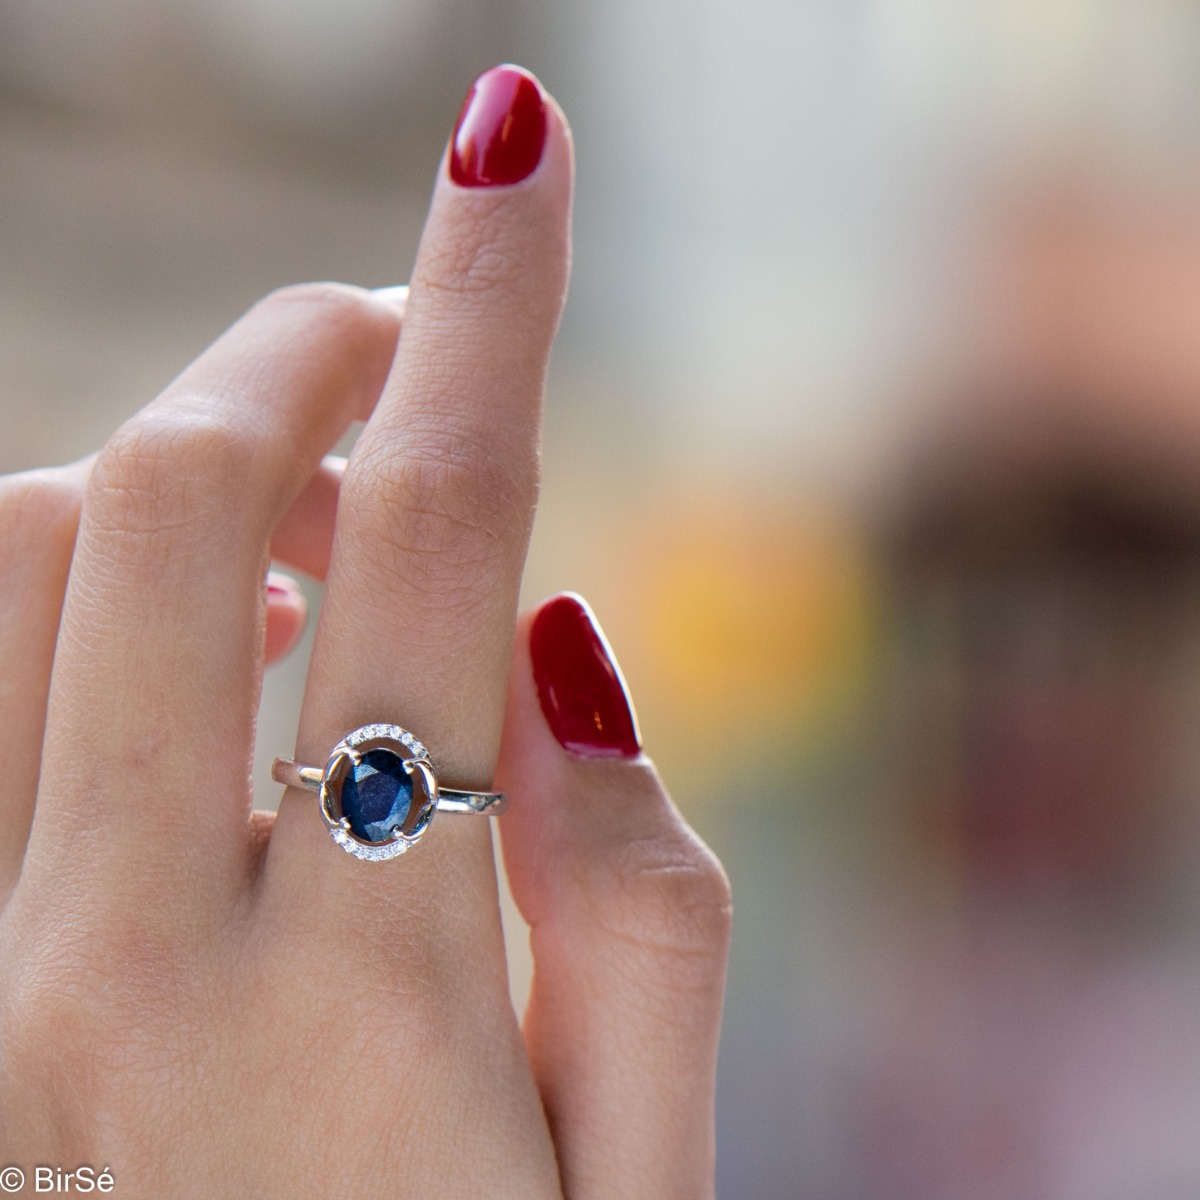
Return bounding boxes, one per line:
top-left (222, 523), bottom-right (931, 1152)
top-left (270, 760), bottom-right (503, 814)
top-left (272, 723), bottom-right (506, 861)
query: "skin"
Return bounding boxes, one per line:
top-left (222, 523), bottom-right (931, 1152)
top-left (0, 77), bottom-right (730, 1198)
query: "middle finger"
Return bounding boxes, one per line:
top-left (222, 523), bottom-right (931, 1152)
top-left (24, 285), bottom-right (401, 911)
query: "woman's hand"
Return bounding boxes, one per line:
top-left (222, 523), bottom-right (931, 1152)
top-left (0, 66), bottom-right (730, 1198)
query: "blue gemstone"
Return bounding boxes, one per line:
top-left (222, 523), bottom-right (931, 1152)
top-left (339, 749), bottom-right (413, 843)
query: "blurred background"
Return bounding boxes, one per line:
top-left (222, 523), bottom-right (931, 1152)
top-left (8, 1), bottom-right (1200, 1195)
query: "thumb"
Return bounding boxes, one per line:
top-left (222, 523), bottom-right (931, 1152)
top-left (496, 593), bottom-right (732, 1200)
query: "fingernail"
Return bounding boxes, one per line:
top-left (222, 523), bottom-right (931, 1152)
top-left (530, 593), bottom-right (641, 759)
top-left (266, 571), bottom-right (297, 600)
top-left (450, 64), bottom-right (547, 188)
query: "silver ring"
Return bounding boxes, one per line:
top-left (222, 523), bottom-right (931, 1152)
top-left (271, 723), bottom-right (506, 861)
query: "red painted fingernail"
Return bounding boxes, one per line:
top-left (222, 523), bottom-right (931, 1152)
top-left (450, 64), bottom-right (547, 188)
top-left (530, 594), bottom-right (641, 759)
top-left (266, 573), bottom-right (299, 600)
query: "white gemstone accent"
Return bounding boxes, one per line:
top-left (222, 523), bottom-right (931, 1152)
top-left (341, 723), bottom-right (430, 762)
top-left (342, 724), bottom-right (429, 763)
top-left (346, 723), bottom-right (403, 747)
top-left (328, 826), bottom-right (412, 859)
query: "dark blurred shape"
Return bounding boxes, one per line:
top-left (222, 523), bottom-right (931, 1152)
top-left (837, 176), bottom-right (1200, 1198)
top-left (884, 406), bottom-right (1200, 905)
top-left (895, 421), bottom-right (1200, 571)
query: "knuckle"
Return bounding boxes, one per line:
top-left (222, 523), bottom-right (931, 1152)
top-left (253, 281), bottom-right (381, 345)
top-left (86, 412), bottom-right (257, 558)
top-left (0, 945), bottom-right (116, 1115)
top-left (344, 432), bottom-right (534, 598)
top-left (595, 829), bottom-right (734, 963)
top-left (247, 283), bottom-right (396, 421)
top-left (0, 914), bottom-right (207, 1139)
top-left (5, 970), bottom-right (100, 1063)
top-left (416, 218), bottom-right (530, 301)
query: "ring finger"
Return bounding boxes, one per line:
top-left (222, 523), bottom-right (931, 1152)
top-left (265, 62), bottom-right (572, 991)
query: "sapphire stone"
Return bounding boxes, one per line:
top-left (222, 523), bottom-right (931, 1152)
top-left (339, 749), bottom-right (413, 843)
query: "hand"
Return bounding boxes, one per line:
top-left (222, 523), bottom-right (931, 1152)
top-left (0, 65), bottom-right (730, 1198)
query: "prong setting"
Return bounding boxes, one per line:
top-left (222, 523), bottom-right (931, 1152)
top-left (318, 724), bottom-right (436, 860)
top-left (266, 722), bottom-right (505, 861)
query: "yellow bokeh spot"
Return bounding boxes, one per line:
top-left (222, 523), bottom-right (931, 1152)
top-left (616, 487), bottom-right (877, 781)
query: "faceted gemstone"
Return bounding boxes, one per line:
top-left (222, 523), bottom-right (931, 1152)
top-left (339, 749), bottom-right (413, 843)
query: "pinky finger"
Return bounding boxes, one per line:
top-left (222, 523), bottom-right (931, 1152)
top-left (496, 594), bottom-right (732, 1200)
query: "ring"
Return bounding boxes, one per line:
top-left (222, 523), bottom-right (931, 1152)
top-left (271, 723), bottom-right (506, 861)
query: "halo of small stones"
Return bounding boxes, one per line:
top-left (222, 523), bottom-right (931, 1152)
top-left (325, 724), bottom-right (433, 861)
top-left (344, 723), bottom-right (429, 759)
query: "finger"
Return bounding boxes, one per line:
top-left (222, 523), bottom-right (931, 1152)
top-left (0, 437), bottom-right (346, 899)
top-left (0, 460), bottom-right (88, 896)
top-left (269, 455), bottom-right (345, 580)
top-left (23, 285), bottom-right (401, 910)
top-left (263, 286), bottom-right (407, 582)
top-left (268, 65), bottom-right (572, 927)
top-left (261, 71), bottom-right (572, 1187)
top-left (264, 571), bottom-right (307, 665)
top-left (264, 281), bottom-right (407, 583)
top-left (497, 594), bottom-right (732, 1200)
